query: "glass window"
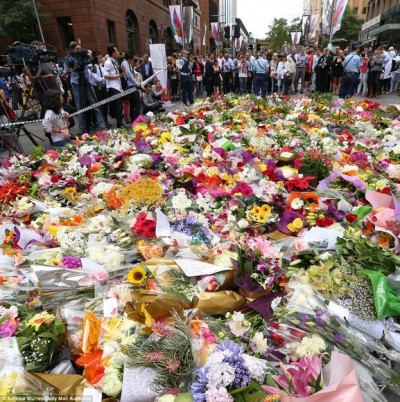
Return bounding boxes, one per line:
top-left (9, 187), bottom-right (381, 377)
top-left (57, 17), bottom-right (75, 51)
top-left (107, 20), bottom-right (116, 44)
top-left (126, 12), bottom-right (138, 54)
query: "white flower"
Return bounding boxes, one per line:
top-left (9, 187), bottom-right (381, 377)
top-left (242, 354), bottom-right (267, 382)
top-left (271, 296), bottom-right (282, 311)
top-left (295, 334), bottom-right (326, 358)
top-left (392, 144), bottom-right (400, 154)
top-left (250, 332), bottom-right (268, 354)
top-left (206, 362), bottom-right (235, 388)
top-left (237, 219), bottom-right (249, 229)
top-left (102, 373), bottom-right (122, 397)
top-left (290, 198), bottom-right (304, 210)
top-left (228, 311), bottom-right (250, 337)
top-left (205, 387), bottom-right (234, 402)
top-left (280, 166), bottom-right (297, 179)
top-left (280, 151), bottom-right (293, 158)
top-left (91, 182), bottom-right (114, 197)
top-left (171, 191), bottom-right (192, 210)
top-left (57, 228), bottom-right (87, 255)
top-left (103, 245), bottom-right (124, 269)
top-left (86, 214), bottom-right (114, 234)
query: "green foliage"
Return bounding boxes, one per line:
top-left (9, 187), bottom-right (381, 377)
top-left (266, 18), bottom-right (291, 52)
top-left (0, 0), bottom-right (47, 43)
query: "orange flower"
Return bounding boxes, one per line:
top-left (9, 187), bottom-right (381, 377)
top-left (60, 215), bottom-right (85, 226)
top-left (104, 188), bottom-right (124, 209)
top-left (286, 192), bottom-right (319, 212)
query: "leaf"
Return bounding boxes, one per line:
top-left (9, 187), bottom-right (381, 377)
top-left (16, 336), bottom-right (29, 347)
top-left (38, 331), bottom-right (57, 341)
top-left (244, 259), bottom-right (253, 275)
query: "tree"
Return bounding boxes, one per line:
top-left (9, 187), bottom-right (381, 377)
top-left (265, 18), bottom-right (290, 52)
top-left (0, 0), bottom-right (47, 43)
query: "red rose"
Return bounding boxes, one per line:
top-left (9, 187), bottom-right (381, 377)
top-left (316, 217), bottom-right (335, 227)
top-left (345, 213), bottom-right (358, 224)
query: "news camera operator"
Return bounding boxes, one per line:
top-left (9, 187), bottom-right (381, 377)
top-left (66, 41), bottom-right (106, 134)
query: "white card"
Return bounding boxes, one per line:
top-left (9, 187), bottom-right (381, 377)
top-left (155, 208), bottom-right (171, 237)
top-left (103, 297), bottom-right (118, 318)
top-left (174, 258), bottom-right (231, 277)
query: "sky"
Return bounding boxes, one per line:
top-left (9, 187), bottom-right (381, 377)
top-left (237, 0), bottom-right (304, 39)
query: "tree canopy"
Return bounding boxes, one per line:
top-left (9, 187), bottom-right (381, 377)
top-left (266, 17), bottom-right (302, 52)
top-left (0, 0), bottom-right (47, 43)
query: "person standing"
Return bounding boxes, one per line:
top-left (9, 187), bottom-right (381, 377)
top-left (269, 53), bottom-right (279, 93)
top-left (331, 49), bottom-right (344, 94)
top-left (122, 51), bottom-right (141, 123)
top-left (204, 53), bottom-right (214, 97)
top-left (294, 46), bottom-right (308, 94)
top-left (141, 54), bottom-right (154, 83)
top-left (177, 50), bottom-right (194, 106)
top-left (246, 51), bottom-right (255, 94)
top-left (253, 53), bottom-right (269, 97)
top-left (339, 44), bottom-right (362, 99)
top-left (222, 53), bottom-right (235, 94)
top-left (367, 47), bottom-right (384, 99)
top-left (316, 48), bottom-right (332, 93)
top-left (238, 55), bottom-right (248, 95)
top-left (103, 44), bottom-right (124, 128)
top-left (357, 52), bottom-right (369, 96)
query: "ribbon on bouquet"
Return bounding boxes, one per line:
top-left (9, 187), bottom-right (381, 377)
top-left (0, 67), bottom-right (167, 129)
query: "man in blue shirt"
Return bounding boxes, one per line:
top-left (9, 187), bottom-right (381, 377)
top-left (339, 43), bottom-right (362, 99)
top-left (252, 53), bottom-right (269, 97)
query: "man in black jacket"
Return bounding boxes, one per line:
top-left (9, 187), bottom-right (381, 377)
top-left (204, 53), bottom-right (214, 97)
top-left (141, 54), bottom-right (154, 83)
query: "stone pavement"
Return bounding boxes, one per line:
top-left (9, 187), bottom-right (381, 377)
top-left (1, 92), bottom-right (400, 158)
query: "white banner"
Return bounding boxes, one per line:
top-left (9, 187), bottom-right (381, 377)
top-left (211, 22), bottom-right (220, 45)
top-left (308, 15), bottom-right (318, 40)
top-left (332, 0), bottom-right (348, 35)
top-left (291, 32), bottom-right (301, 46)
top-left (203, 23), bottom-right (207, 47)
top-left (169, 5), bottom-right (183, 44)
top-left (149, 44), bottom-right (170, 104)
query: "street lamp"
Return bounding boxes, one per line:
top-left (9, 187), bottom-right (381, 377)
top-left (32, 0), bottom-right (45, 44)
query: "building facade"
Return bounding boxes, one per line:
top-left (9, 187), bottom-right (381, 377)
top-left (360, 0), bottom-right (400, 46)
top-left (28, 0), bottom-right (204, 58)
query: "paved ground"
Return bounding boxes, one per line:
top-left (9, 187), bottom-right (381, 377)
top-left (1, 91), bottom-right (400, 158)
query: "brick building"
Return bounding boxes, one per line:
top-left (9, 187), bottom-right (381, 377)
top-left (32, 0), bottom-right (204, 57)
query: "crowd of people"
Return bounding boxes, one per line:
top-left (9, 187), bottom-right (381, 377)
top-left (1, 39), bottom-right (400, 153)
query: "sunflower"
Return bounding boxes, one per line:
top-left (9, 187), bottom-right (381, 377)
top-left (127, 266), bottom-right (148, 285)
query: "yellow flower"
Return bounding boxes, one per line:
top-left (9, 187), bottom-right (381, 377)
top-left (27, 312), bottom-right (55, 330)
top-left (287, 218), bottom-right (304, 233)
top-left (120, 178), bottom-right (163, 208)
top-left (0, 372), bottom-right (18, 396)
top-left (261, 204), bottom-right (272, 214)
top-left (127, 266), bottom-right (147, 285)
top-left (160, 131), bottom-right (172, 144)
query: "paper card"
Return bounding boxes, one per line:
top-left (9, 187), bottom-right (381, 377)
top-left (103, 297), bottom-right (118, 318)
top-left (82, 387), bottom-right (102, 402)
top-left (174, 258), bottom-right (231, 277)
top-left (347, 314), bottom-right (384, 339)
top-left (120, 367), bottom-right (158, 402)
top-left (155, 208), bottom-right (171, 237)
top-left (303, 227), bottom-right (343, 250)
top-left (81, 258), bottom-right (106, 273)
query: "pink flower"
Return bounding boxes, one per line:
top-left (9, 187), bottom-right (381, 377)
top-left (231, 182), bottom-right (254, 197)
top-left (0, 318), bottom-right (18, 338)
top-left (45, 149), bottom-right (59, 160)
top-left (94, 271), bottom-right (109, 283)
top-left (248, 237), bottom-right (279, 258)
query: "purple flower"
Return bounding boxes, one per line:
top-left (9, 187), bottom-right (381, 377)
top-left (327, 202), bottom-right (346, 222)
top-left (61, 256), bottom-right (82, 269)
top-left (315, 309), bottom-right (327, 327)
top-left (191, 366), bottom-right (208, 402)
top-left (299, 313), bottom-right (310, 322)
top-left (335, 332), bottom-right (346, 344)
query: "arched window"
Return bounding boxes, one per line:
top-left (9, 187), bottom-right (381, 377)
top-left (149, 20), bottom-right (159, 45)
top-left (165, 27), bottom-right (174, 54)
top-left (126, 11), bottom-right (138, 55)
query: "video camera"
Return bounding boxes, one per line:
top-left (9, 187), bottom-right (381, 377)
top-left (67, 49), bottom-right (93, 72)
top-left (7, 42), bottom-right (57, 66)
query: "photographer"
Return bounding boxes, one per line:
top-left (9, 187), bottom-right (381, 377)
top-left (142, 83), bottom-right (165, 114)
top-left (66, 41), bottom-right (106, 134)
top-left (103, 44), bottom-right (124, 129)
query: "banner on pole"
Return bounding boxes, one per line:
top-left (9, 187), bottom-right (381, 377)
top-left (149, 44), bottom-right (171, 104)
top-left (332, 0), bottom-right (348, 35)
top-left (308, 15), bottom-right (318, 40)
top-left (169, 5), bottom-right (183, 44)
top-left (211, 22), bottom-right (220, 45)
top-left (203, 23), bottom-right (207, 47)
top-left (291, 32), bottom-right (301, 46)
top-left (322, 0), bottom-right (333, 35)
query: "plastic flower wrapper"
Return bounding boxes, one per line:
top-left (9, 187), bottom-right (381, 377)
top-left (263, 351), bottom-right (364, 402)
top-left (274, 283), bottom-right (400, 395)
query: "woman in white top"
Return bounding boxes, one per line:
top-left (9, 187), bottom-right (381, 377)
top-left (277, 55), bottom-right (296, 95)
top-left (42, 89), bottom-right (72, 147)
top-left (238, 56), bottom-right (248, 95)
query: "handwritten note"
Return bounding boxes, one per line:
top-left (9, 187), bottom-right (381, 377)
top-left (174, 258), bottom-right (231, 277)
